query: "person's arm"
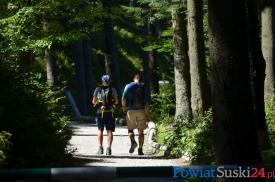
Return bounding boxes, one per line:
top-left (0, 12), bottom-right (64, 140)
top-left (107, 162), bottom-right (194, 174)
top-left (112, 88), bottom-right (119, 105)
top-left (92, 88), bottom-right (99, 106)
top-left (121, 85), bottom-right (128, 112)
top-left (92, 96), bottom-right (97, 105)
top-left (122, 97), bottom-right (127, 113)
top-left (114, 97), bottom-right (119, 105)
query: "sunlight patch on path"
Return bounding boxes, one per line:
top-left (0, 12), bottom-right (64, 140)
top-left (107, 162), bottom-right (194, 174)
top-left (68, 122), bottom-right (185, 167)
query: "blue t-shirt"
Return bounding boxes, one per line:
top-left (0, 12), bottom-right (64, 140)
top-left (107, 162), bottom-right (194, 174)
top-left (122, 82), bottom-right (147, 110)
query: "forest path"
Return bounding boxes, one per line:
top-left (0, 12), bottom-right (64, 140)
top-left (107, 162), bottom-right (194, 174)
top-left (67, 122), bottom-right (184, 167)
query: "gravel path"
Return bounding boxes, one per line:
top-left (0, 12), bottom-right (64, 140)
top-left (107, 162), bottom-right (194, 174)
top-left (68, 122), bottom-right (184, 167)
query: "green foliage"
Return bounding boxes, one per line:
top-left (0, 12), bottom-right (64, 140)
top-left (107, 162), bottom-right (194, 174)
top-left (150, 83), bottom-right (175, 122)
top-left (266, 97), bottom-right (275, 145)
top-left (0, 0), bottom-right (103, 55)
top-left (262, 148), bottom-right (275, 165)
top-left (157, 110), bottom-right (215, 164)
top-left (137, 0), bottom-right (185, 22)
top-left (0, 62), bottom-right (72, 167)
top-left (155, 123), bottom-right (167, 145)
top-left (144, 28), bottom-right (174, 55)
top-left (0, 131), bottom-right (12, 167)
top-left (118, 0), bottom-right (175, 84)
top-left (0, 0), bottom-right (105, 117)
top-left (263, 96), bottom-right (275, 165)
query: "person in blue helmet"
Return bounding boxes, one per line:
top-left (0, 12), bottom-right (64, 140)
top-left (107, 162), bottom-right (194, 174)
top-left (92, 75), bottom-right (119, 155)
top-left (121, 73), bottom-right (150, 155)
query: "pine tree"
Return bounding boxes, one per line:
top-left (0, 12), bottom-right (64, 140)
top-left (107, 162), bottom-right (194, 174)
top-left (187, 0), bottom-right (209, 116)
top-left (209, 0), bottom-right (262, 172)
top-left (172, 7), bottom-right (192, 120)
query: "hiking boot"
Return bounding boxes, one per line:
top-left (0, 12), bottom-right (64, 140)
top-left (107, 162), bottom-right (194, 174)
top-left (106, 147), bottom-right (112, 155)
top-left (97, 146), bottom-right (103, 155)
top-left (129, 141), bottom-right (138, 153)
top-left (138, 148), bottom-right (144, 155)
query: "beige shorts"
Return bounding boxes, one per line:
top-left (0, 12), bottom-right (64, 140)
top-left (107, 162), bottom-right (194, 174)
top-left (126, 109), bottom-right (147, 130)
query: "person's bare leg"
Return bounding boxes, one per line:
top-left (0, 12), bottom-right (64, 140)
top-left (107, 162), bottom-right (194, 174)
top-left (138, 129), bottom-right (144, 148)
top-left (138, 129), bottom-right (144, 155)
top-left (128, 130), bottom-right (137, 153)
top-left (98, 130), bottom-right (103, 146)
top-left (107, 130), bottom-right (113, 148)
top-left (106, 130), bottom-right (113, 155)
top-left (97, 130), bottom-right (104, 154)
top-left (128, 130), bottom-right (135, 143)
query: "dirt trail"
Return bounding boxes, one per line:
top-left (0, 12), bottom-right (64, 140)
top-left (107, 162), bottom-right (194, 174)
top-left (68, 122), bottom-right (184, 167)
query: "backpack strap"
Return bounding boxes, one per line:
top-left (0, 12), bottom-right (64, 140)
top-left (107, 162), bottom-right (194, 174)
top-left (100, 87), bottom-right (115, 118)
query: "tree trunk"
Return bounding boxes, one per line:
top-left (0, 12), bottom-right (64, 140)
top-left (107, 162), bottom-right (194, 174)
top-left (103, 21), bottom-right (114, 80)
top-left (187, 0), bottom-right (209, 116)
top-left (130, 0), bottom-right (154, 99)
top-left (129, 0), bottom-right (135, 7)
top-left (142, 24), bottom-right (152, 102)
top-left (262, 2), bottom-right (275, 101)
top-left (83, 40), bottom-right (93, 109)
top-left (45, 50), bottom-right (57, 87)
top-left (172, 8), bottom-right (192, 120)
top-left (72, 41), bottom-right (88, 115)
top-left (143, 55), bottom-right (151, 101)
top-left (246, 0), bottom-right (271, 150)
top-left (0, 4), bottom-right (6, 18)
top-left (148, 51), bottom-right (159, 94)
top-left (43, 21), bottom-right (57, 87)
top-left (208, 0), bottom-right (262, 174)
top-left (102, 0), bottom-right (121, 94)
top-left (148, 24), bottom-right (160, 94)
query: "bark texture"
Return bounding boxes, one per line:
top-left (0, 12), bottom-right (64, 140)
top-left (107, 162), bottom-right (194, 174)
top-left (172, 8), bottom-right (192, 120)
top-left (45, 50), bottom-right (57, 87)
top-left (262, 3), bottom-right (275, 101)
top-left (187, 0), bottom-right (209, 116)
top-left (43, 21), bottom-right (57, 87)
top-left (246, 0), bottom-right (271, 150)
top-left (142, 24), bottom-right (151, 102)
top-left (208, 0), bottom-right (262, 176)
top-left (148, 24), bottom-right (160, 94)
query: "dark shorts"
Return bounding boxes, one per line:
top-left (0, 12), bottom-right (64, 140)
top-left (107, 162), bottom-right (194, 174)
top-left (96, 112), bottom-right (115, 132)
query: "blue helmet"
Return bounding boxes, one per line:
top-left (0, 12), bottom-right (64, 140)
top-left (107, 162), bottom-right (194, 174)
top-left (101, 75), bottom-right (110, 85)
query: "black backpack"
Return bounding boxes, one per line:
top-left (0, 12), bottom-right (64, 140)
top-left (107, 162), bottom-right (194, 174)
top-left (130, 84), bottom-right (145, 108)
top-left (101, 87), bottom-right (113, 110)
